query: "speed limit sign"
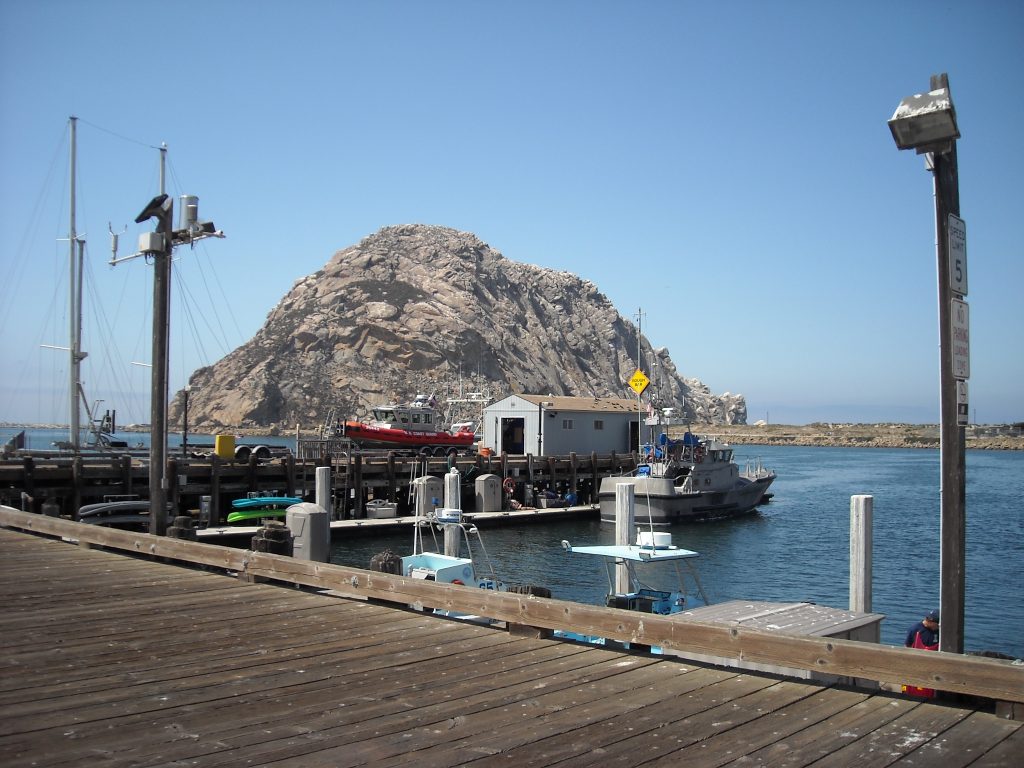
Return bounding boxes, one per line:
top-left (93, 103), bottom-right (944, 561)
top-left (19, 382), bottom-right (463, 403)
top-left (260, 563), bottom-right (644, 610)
top-left (948, 214), bottom-right (967, 297)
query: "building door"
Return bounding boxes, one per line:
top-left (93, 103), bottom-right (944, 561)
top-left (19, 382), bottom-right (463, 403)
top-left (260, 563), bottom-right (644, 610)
top-left (628, 420), bottom-right (640, 454)
top-left (501, 417), bottom-right (525, 454)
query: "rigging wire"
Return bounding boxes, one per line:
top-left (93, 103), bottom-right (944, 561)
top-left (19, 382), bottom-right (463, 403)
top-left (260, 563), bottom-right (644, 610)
top-left (0, 126), bottom-right (69, 335)
top-left (80, 242), bottom-right (149, 425)
top-left (164, 156), bottom-right (247, 380)
top-left (75, 117), bottom-right (162, 151)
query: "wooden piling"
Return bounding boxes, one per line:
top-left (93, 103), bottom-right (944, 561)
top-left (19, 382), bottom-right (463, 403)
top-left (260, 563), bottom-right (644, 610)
top-left (386, 451), bottom-right (397, 502)
top-left (209, 454), bottom-right (222, 525)
top-left (352, 453), bottom-right (363, 518)
top-left (120, 454), bottom-right (132, 497)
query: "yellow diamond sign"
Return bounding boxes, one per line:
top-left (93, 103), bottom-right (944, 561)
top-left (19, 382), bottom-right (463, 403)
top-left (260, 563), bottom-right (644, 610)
top-left (628, 369), bottom-right (650, 396)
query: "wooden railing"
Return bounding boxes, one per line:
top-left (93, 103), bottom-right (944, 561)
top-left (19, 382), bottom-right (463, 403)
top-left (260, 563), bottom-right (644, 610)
top-left (2, 505), bottom-right (1021, 708)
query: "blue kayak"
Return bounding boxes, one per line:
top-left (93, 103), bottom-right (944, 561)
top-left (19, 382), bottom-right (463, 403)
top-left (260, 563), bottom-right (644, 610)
top-left (230, 496), bottom-right (303, 510)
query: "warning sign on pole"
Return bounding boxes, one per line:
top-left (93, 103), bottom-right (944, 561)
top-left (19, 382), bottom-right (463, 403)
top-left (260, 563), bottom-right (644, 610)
top-left (628, 369), bottom-right (650, 396)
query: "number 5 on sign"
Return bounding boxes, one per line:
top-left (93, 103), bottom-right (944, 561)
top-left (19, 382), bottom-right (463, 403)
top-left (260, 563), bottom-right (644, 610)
top-left (948, 214), bottom-right (967, 297)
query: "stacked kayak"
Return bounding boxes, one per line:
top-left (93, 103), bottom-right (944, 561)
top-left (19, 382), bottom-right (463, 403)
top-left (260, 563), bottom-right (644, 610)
top-left (227, 496), bottom-right (303, 524)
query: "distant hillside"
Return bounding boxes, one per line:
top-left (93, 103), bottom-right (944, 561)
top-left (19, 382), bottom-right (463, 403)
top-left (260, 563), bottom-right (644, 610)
top-left (677, 423), bottom-right (1024, 450)
top-left (172, 224), bottom-right (747, 430)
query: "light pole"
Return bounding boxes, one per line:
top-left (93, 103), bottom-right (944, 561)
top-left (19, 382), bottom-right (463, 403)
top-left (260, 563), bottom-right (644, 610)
top-left (888, 73), bottom-right (966, 654)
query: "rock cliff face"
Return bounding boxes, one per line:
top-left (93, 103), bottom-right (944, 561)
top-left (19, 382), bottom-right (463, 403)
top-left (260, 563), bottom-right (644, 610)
top-left (172, 225), bottom-right (747, 430)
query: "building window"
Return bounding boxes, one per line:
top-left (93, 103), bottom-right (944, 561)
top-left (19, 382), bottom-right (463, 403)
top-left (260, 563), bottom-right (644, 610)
top-left (594, 420), bottom-right (604, 430)
top-left (562, 419), bottom-right (574, 430)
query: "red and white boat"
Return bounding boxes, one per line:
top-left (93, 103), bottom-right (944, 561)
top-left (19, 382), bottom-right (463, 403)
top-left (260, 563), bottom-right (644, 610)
top-left (342, 394), bottom-right (475, 454)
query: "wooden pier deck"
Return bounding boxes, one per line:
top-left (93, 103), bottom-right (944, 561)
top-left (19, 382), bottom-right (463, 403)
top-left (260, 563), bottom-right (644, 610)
top-left (1, 518), bottom-right (1022, 766)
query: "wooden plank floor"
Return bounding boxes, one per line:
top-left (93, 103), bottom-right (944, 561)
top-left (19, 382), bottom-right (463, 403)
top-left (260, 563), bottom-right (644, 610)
top-left (0, 528), bottom-right (1020, 767)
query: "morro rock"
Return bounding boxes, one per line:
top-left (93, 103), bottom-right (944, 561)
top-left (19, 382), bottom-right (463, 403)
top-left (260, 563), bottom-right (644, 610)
top-left (172, 224), bottom-right (747, 429)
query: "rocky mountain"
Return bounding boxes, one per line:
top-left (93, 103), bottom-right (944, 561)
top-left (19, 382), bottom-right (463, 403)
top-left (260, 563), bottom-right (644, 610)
top-left (172, 224), bottom-right (747, 430)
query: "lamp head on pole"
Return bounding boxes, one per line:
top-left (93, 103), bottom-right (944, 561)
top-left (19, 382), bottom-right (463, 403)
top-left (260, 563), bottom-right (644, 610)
top-left (888, 85), bottom-right (959, 154)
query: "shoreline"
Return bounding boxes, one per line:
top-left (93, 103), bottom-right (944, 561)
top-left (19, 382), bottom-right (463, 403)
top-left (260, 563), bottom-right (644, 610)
top-left (675, 423), bottom-right (1024, 451)
top-left (5, 422), bottom-right (1022, 451)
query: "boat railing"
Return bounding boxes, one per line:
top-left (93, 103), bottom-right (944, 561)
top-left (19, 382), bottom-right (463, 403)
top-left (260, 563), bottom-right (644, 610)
top-left (741, 458), bottom-right (773, 480)
top-left (675, 475), bottom-right (694, 492)
top-left (296, 438), bottom-right (350, 461)
top-left (413, 508), bottom-right (502, 588)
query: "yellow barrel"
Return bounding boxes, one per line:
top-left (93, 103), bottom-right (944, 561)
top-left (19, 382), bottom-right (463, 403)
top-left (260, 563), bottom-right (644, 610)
top-left (214, 434), bottom-right (235, 459)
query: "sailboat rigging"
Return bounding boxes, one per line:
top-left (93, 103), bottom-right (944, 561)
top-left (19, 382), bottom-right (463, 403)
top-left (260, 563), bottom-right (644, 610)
top-left (42, 116), bottom-right (128, 452)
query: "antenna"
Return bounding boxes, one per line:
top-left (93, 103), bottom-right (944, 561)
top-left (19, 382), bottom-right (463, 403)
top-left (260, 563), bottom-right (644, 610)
top-left (108, 222), bottom-right (127, 262)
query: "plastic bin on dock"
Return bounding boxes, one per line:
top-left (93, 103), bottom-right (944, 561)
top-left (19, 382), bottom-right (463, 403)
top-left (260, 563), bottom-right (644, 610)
top-left (474, 474), bottom-right (501, 512)
top-left (365, 499), bottom-right (398, 519)
top-left (214, 434), bottom-right (235, 459)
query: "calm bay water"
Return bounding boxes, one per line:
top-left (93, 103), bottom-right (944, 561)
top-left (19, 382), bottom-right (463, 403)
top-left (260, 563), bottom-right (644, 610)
top-left (4, 428), bottom-right (1021, 657)
top-left (329, 444), bottom-right (1024, 658)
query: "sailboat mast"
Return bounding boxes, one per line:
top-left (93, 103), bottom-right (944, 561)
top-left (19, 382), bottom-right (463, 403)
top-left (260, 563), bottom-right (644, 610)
top-left (68, 116), bottom-right (81, 449)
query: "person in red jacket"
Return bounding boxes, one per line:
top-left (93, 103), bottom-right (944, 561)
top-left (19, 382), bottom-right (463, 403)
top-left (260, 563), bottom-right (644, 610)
top-left (903, 609), bottom-right (940, 697)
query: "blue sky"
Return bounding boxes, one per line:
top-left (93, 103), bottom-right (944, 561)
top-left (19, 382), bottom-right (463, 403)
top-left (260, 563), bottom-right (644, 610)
top-left (1, 0), bottom-right (1021, 426)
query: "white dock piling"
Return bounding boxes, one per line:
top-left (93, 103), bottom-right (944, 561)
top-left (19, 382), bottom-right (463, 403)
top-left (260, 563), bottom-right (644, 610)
top-left (444, 467), bottom-right (461, 510)
top-left (850, 494), bottom-right (873, 613)
top-left (615, 482), bottom-right (635, 596)
top-left (315, 465), bottom-right (331, 514)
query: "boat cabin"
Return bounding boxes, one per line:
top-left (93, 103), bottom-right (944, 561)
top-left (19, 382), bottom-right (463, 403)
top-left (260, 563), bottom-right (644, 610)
top-left (368, 394), bottom-right (447, 434)
top-left (369, 404), bottom-right (437, 432)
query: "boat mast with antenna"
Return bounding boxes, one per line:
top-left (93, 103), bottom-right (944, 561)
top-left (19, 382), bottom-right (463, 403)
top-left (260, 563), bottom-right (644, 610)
top-left (111, 143), bottom-right (224, 534)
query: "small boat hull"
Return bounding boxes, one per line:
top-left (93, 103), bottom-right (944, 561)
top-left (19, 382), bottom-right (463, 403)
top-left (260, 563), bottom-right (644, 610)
top-left (342, 421), bottom-right (474, 452)
top-left (598, 473), bottom-right (774, 525)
